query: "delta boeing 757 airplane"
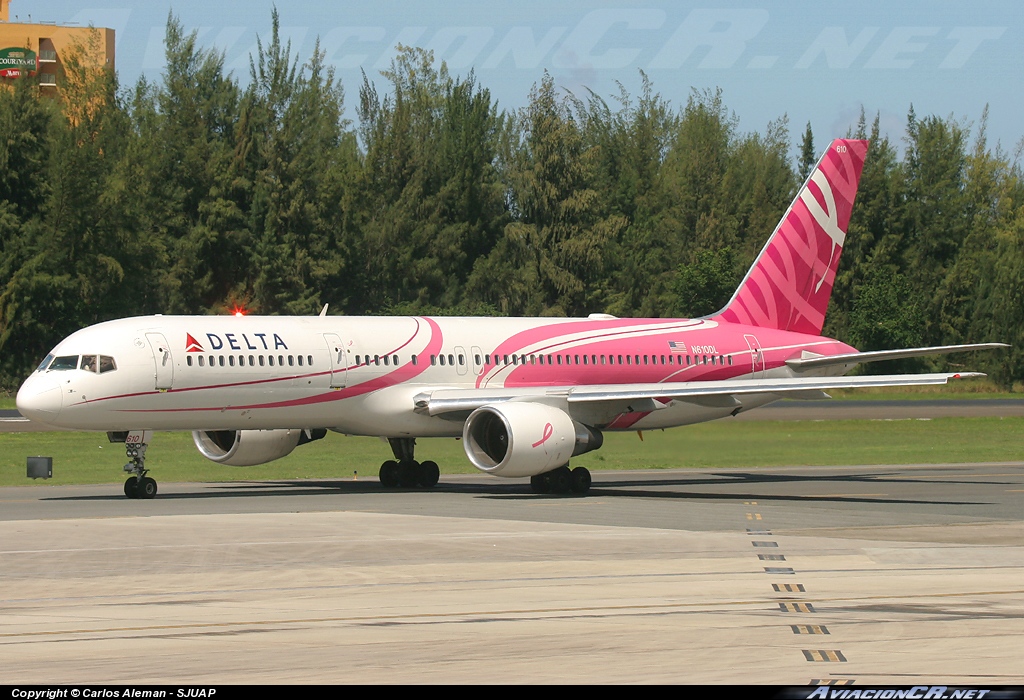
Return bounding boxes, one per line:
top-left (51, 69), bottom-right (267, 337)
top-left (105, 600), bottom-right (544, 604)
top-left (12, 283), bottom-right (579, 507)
top-left (15, 139), bottom-right (1005, 498)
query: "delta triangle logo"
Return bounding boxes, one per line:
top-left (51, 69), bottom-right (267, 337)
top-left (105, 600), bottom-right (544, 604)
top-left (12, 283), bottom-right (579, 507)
top-left (185, 333), bottom-right (204, 353)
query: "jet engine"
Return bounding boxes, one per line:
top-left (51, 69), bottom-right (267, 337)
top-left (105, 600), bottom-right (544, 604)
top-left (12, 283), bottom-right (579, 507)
top-left (192, 428), bottom-right (327, 466)
top-left (462, 402), bottom-right (603, 478)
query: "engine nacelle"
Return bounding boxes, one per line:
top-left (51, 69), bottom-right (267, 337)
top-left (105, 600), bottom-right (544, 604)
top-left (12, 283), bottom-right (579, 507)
top-left (192, 428), bottom-right (326, 466)
top-left (462, 402), bottom-right (603, 478)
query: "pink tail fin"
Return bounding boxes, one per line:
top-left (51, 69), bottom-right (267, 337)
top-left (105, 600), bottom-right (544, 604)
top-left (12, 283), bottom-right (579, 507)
top-left (712, 138), bottom-right (868, 336)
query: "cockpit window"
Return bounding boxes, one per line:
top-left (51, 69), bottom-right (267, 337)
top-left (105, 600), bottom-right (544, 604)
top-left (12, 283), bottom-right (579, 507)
top-left (80, 355), bottom-right (98, 373)
top-left (99, 355), bottom-right (117, 373)
top-left (36, 354), bottom-right (54, 371)
top-left (49, 355), bottom-right (79, 370)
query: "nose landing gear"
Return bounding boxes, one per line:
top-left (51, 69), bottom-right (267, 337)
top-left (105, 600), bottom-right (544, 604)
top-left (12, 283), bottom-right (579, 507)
top-left (109, 430), bottom-right (158, 499)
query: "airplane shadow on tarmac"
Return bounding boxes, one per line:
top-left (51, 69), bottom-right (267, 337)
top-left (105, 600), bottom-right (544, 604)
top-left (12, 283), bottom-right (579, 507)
top-left (39, 470), bottom-right (994, 507)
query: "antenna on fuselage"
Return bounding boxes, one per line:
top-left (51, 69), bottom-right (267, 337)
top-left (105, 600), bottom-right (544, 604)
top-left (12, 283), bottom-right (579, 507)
top-left (319, 304), bottom-right (329, 317)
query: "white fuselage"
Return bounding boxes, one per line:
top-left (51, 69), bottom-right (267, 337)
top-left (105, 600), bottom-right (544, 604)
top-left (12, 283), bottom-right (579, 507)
top-left (16, 314), bottom-right (854, 436)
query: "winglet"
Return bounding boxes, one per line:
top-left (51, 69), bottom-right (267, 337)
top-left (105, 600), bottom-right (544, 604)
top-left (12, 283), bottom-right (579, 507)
top-left (712, 139), bottom-right (869, 335)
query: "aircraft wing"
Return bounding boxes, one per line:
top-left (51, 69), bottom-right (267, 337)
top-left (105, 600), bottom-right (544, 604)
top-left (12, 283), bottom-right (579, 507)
top-left (414, 371), bottom-right (983, 418)
top-left (784, 343), bottom-right (1007, 371)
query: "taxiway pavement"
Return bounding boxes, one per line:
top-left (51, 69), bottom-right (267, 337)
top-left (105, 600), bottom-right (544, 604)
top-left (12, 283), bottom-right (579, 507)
top-left (1, 464), bottom-right (1022, 684)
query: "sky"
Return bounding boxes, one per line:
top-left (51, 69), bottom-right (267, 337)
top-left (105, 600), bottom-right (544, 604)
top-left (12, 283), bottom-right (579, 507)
top-left (17, 1), bottom-right (1024, 155)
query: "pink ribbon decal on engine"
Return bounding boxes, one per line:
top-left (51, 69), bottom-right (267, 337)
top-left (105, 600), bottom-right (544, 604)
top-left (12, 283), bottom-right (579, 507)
top-left (532, 422), bottom-right (554, 448)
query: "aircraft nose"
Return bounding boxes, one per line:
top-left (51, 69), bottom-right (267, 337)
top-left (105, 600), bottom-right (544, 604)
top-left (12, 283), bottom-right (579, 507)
top-left (16, 378), bottom-right (63, 423)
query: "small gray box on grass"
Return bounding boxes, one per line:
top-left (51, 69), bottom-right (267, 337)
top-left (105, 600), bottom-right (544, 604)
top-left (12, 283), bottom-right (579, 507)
top-left (27, 456), bottom-right (52, 479)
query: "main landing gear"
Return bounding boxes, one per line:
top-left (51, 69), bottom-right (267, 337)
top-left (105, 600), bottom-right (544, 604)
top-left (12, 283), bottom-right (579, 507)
top-left (121, 436), bottom-right (158, 499)
top-left (530, 465), bottom-right (591, 495)
top-left (378, 438), bottom-right (440, 489)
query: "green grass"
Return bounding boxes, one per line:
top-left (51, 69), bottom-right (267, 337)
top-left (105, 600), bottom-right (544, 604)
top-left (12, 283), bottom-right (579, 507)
top-left (3, 416), bottom-right (1022, 487)
top-left (826, 378), bottom-right (1021, 401)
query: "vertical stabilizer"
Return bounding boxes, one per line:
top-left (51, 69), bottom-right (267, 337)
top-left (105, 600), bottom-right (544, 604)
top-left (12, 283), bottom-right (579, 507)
top-left (712, 138), bottom-right (868, 335)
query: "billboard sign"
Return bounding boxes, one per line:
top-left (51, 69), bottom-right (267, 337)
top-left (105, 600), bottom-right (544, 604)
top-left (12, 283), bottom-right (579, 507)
top-left (0, 47), bottom-right (37, 78)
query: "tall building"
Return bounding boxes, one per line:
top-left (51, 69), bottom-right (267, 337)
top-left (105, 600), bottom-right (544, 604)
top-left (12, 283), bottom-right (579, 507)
top-left (0, 0), bottom-right (115, 89)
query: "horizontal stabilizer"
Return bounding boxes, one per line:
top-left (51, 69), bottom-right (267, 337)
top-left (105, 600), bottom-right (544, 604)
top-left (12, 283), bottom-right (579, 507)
top-left (785, 343), bottom-right (1008, 371)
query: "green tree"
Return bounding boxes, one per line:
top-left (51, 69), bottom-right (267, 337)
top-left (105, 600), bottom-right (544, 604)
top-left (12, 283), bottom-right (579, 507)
top-left (470, 73), bottom-right (626, 316)
top-left (355, 47), bottom-right (507, 313)
top-left (797, 120), bottom-right (815, 182)
top-left (241, 12), bottom-right (353, 314)
top-left (672, 247), bottom-right (736, 317)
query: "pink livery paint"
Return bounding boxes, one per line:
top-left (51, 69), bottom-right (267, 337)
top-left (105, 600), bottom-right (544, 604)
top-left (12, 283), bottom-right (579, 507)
top-left (713, 139), bottom-right (868, 336)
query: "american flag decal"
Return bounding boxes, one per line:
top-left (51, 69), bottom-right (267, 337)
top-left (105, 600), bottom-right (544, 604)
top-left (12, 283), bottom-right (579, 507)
top-left (668, 341), bottom-right (687, 353)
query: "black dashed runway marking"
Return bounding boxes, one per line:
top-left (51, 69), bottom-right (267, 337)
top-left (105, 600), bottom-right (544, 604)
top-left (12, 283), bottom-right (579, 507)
top-left (780, 602), bottom-right (816, 613)
top-left (803, 649), bottom-right (846, 662)
top-left (792, 624), bottom-right (829, 635)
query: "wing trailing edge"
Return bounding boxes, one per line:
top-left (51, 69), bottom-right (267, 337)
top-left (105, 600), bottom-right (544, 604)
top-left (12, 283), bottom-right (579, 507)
top-left (416, 372), bottom-right (984, 417)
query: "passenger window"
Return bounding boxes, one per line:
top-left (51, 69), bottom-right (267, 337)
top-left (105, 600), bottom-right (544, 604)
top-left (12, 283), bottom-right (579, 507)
top-left (297, 355), bottom-right (304, 367)
top-left (229, 356), bottom-right (235, 367)
top-left (307, 356), bottom-right (313, 365)
top-left (383, 355), bottom-right (390, 366)
top-left (439, 355), bottom-right (446, 366)
top-left (288, 355), bottom-right (294, 367)
top-left (412, 355), bottom-right (418, 365)
top-left (198, 356), bottom-right (205, 367)
top-left (448, 354), bottom-right (455, 365)
top-left (431, 355), bottom-right (436, 366)
top-left (458, 354), bottom-right (465, 366)
top-left (259, 355), bottom-right (265, 367)
top-left (187, 356), bottom-right (193, 367)
top-left (393, 355), bottom-right (399, 364)
top-left (268, 356), bottom-right (275, 367)
top-left (219, 356), bottom-right (225, 367)
top-left (99, 356), bottom-right (116, 373)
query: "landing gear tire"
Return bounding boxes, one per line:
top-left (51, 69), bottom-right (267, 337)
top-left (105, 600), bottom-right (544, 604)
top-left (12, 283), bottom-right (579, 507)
top-left (138, 477), bottom-right (158, 499)
top-left (570, 467), bottom-right (592, 494)
top-left (418, 460), bottom-right (440, 488)
top-left (549, 466), bottom-right (572, 494)
top-left (397, 459), bottom-right (419, 488)
top-left (530, 473), bottom-right (551, 494)
top-left (379, 460), bottom-right (400, 488)
top-left (124, 476), bottom-right (139, 499)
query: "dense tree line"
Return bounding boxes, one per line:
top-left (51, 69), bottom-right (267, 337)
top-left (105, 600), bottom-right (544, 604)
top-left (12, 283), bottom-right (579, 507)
top-left (1, 13), bottom-right (1022, 389)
